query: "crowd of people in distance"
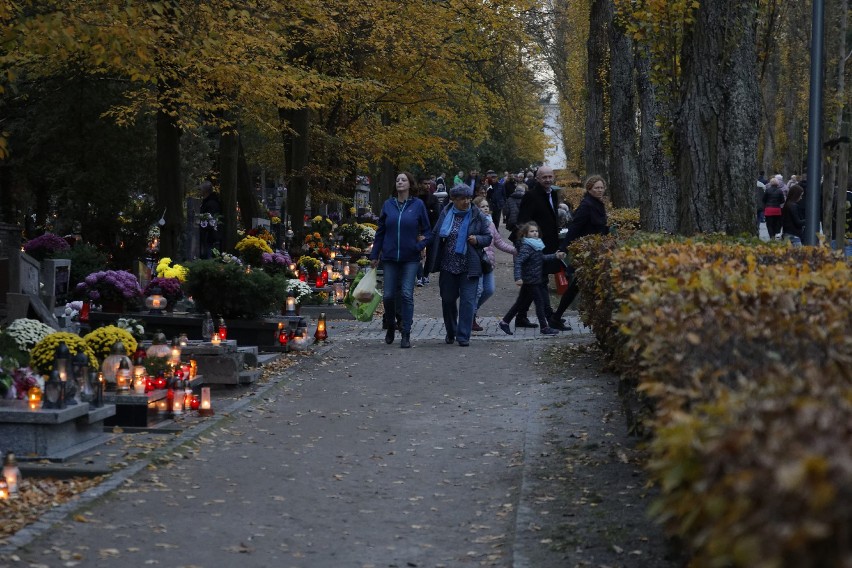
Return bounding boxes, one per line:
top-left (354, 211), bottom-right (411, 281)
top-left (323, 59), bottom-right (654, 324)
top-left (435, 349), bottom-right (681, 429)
top-left (370, 165), bottom-right (611, 348)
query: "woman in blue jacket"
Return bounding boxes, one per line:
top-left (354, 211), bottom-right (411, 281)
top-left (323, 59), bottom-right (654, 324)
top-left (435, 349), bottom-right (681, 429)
top-left (370, 172), bottom-right (433, 348)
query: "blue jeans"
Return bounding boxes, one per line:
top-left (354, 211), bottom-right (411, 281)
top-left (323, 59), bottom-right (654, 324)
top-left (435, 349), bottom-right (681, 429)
top-left (381, 260), bottom-right (419, 333)
top-left (438, 271), bottom-right (479, 343)
top-left (475, 271), bottom-right (495, 314)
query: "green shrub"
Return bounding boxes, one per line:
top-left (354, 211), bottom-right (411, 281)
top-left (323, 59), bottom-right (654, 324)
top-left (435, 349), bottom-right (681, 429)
top-left (184, 259), bottom-right (287, 319)
top-left (54, 243), bottom-right (109, 291)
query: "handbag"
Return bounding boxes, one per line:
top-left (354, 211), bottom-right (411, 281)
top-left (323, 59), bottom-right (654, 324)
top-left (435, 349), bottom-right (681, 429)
top-left (479, 248), bottom-right (494, 274)
top-left (344, 270), bottom-right (383, 322)
top-left (553, 268), bottom-right (570, 295)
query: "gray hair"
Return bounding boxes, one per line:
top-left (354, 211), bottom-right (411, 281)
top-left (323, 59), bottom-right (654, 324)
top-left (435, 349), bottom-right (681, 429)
top-left (449, 183), bottom-right (473, 198)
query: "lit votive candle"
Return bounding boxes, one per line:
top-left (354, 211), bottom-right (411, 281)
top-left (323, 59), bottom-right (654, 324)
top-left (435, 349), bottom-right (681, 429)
top-left (210, 332), bottom-right (221, 346)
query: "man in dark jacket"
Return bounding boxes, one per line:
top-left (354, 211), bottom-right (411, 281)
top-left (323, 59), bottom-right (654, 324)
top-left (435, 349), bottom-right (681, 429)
top-left (483, 170), bottom-right (505, 229)
top-left (514, 165), bottom-right (561, 328)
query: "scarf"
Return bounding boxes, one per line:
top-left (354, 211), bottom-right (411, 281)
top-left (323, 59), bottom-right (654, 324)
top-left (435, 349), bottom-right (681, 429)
top-left (439, 205), bottom-right (473, 254)
top-left (523, 237), bottom-right (545, 251)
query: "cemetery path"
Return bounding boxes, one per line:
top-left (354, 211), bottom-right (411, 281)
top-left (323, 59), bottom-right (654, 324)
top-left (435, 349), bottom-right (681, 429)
top-left (1, 247), bottom-right (681, 568)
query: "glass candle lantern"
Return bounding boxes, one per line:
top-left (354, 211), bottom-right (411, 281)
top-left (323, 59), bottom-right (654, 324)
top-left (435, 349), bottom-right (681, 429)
top-left (3, 452), bottom-right (20, 496)
top-left (115, 358), bottom-right (131, 391)
top-left (210, 332), bottom-right (221, 346)
top-left (0, 479), bottom-right (8, 500)
top-left (189, 359), bottom-right (197, 379)
top-left (28, 386), bottom-right (42, 409)
top-left (333, 282), bottom-right (345, 303)
top-left (133, 366), bottom-right (147, 394)
top-left (199, 387), bottom-right (214, 416)
top-left (314, 312), bottom-right (328, 341)
top-left (169, 340), bottom-right (182, 366)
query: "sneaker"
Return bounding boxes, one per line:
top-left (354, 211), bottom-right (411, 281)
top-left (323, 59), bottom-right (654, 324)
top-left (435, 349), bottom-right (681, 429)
top-left (498, 321), bottom-right (513, 335)
top-left (423, 277), bottom-right (430, 284)
top-left (547, 317), bottom-right (571, 331)
top-left (515, 318), bottom-right (538, 328)
top-left (415, 278), bottom-right (424, 287)
top-left (471, 318), bottom-right (483, 332)
top-left (540, 327), bottom-right (559, 336)
top-left (445, 334), bottom-right (455, 344)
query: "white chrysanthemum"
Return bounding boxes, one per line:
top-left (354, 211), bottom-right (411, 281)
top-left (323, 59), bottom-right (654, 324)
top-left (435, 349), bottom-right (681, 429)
top-left (6, 318), bottom-right (55, 352)
top-left (286, 280), bottom-right (314, 304)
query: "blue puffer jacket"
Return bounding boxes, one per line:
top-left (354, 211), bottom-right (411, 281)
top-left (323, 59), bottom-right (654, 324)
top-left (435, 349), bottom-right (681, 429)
top-left (514, 242), bottom-right (558, 284)
top-left (371, 197), bottom-right (433, 263)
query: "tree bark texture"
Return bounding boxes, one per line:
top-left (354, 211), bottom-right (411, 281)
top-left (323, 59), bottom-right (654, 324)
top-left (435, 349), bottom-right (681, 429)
top-left (237, 138), bottom-right (260, 225)
top-left (583, 0), bottom-right (610, 178)
top-left (608, 16), bottom-right (639, 208)
top-left (674, 0), bottom-right (760, 235)
top-left (280, 107), bottom-right (310, 236)
top-left (832, 0), bottom-right (848, 246)
top-left (218, 129), bottom-right (239, 252)
top-left (156, 107), bottom-right (183, 259)
top-left (759, 48), bottom-right (779, 173)
top-left (635, 47), bottom-right (678, 233)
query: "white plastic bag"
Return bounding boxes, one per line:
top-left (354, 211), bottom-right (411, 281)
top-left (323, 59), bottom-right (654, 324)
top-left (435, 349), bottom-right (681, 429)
top-left (352, 267), bottom-right (378, 302)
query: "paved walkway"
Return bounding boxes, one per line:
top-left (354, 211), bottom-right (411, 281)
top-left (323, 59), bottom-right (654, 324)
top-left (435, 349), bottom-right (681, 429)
top-left (1, 232), bottom-right (678, 568)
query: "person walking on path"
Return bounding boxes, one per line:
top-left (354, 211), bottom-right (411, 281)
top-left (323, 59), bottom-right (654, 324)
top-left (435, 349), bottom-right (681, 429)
top-left (499, 221), bottom-right (566, 336)
top-left (426, 183), bottom-right (492, 346)
top-left (515, 165), bottom-right (561, 328)
top-left (763, 176), bottom-right (785, 240)
top-left (550, 175), bottom-right (611, 328)
top-left (471, 196), bottom-right (516, 331)
top-left (503, 179), bottom-right (527, 243)
top-left (370, 172), bottom-right (433, 348)
top-left (781, 184), bottom-right (805, 246)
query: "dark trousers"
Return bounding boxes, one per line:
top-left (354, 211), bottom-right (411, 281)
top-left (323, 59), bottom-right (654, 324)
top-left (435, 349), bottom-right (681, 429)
top-left (766, 214), bottom-right (782, 238)
top-left (503, 283), bottom-right (550, 328)
top-left (491, 207), bottom-right (502, 229)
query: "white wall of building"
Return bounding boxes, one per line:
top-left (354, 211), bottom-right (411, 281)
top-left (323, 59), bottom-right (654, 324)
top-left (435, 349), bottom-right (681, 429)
top-left (542, 102), bottom-right (566, 171)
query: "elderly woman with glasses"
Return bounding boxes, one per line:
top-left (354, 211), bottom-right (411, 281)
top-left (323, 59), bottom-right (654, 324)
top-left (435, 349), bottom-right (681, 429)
top-left (426, 183), bottom-right (492, 347)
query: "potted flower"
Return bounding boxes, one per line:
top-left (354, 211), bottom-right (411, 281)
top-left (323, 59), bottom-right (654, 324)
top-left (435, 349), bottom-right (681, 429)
top-left (235, 235), bottom-right (274, 266)
top-left (260, 251), bottom-right (292, 277)
top-left (155, 257), bottom-right (188, 282)
top-left (83, 325), bottom-right (138, 362)
top-left (75, 270), bottom-right (143, 312)
top-left (30, 332), bottom-right (99, 374)
top-left (5, 318), bottom-right (55, 356)
top-left (144, 277), bottom-right (184, 311)
top-left (286, 279), bottom-right (314, 311)
top-left (297, 255), bottom-right (323, 277)
top-left (22, 233), bottom-right (70, 262)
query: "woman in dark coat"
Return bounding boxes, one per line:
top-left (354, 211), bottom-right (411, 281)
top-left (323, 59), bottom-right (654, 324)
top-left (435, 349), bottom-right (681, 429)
top-left (549, 175), bottom-right (610, 329)
top-left (426, 184), bottom-right (492, 347)
top-left (781, 184), bottom-right (805, 246)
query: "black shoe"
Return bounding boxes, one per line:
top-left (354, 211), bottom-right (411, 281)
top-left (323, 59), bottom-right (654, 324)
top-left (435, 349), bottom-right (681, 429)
top-left (400, 333), bottom-right (411, 348)
top-left (445, 334), bottom-right (455, 344)
top-left (540, 327), bottom-right (559, 336)
top-left (457, 340), bottom-right (469, 347)
top-left (471, 318), bottom-right (483, 332)
top-left (515, 318), bottom-right (538, 328)
top-left (498, 321), bottom-right (513, 335)
top-left (548, 317), bottom-right (571, 331)
top-left (385, 327), bottom-right (395, 344)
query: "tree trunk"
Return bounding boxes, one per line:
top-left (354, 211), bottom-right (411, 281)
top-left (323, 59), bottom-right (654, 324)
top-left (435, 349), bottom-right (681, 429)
top-left (635, 46), bottom-right (678, 232)
top-left (156, 107), bottom-right (183, 259)
top-left (760, 49), bottom-right (779, 173)
top-left (608, 14), bottom-right (639, 207)
top-left (218, 128), bottom-right (239, 252)
top-left (279, 107), bottom-right (310, 237)
top-left (583, 0), bottom-right (609, 177)
top-left (832, 0), bottom-right (848, 249)
top-left (237, 138), bottom-right (260, 226)
top-left (674, 0), bottom-right (760, 235)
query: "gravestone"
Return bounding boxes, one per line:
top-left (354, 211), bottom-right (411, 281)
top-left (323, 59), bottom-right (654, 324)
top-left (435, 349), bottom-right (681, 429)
top-left (41, 258), bottom-right (71, 311)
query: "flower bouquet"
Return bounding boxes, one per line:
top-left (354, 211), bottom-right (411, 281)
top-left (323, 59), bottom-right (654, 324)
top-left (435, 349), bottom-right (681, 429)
top-left (309, 215), bottom-right (335, 237)
top-left (83, 325), bottom-right (138, 361)
top-left (155, 257), bottom-right (188, 282)
top-left (297, 255), bottom-right (323, 275)
top-left (115, 317), bottom-right (146, 342)
top-left (286, 279), bottom-right (314, 305)
top-left (198, 212), bottom-right (220, 229)
top-left (30, 332), bottom-right (99, 374)
top-left (261, 251), bottom-right (292, 276)
top-left (144, 277), bottom-right (184, 307)
top-left (5, 318), bottom-right (55, 354)
top-left (235, 235), bottom-right (274, 266)
top-left (75, 270), bottom-right (143, 310)
top-left (23, 233), bottom-right (70, 261)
